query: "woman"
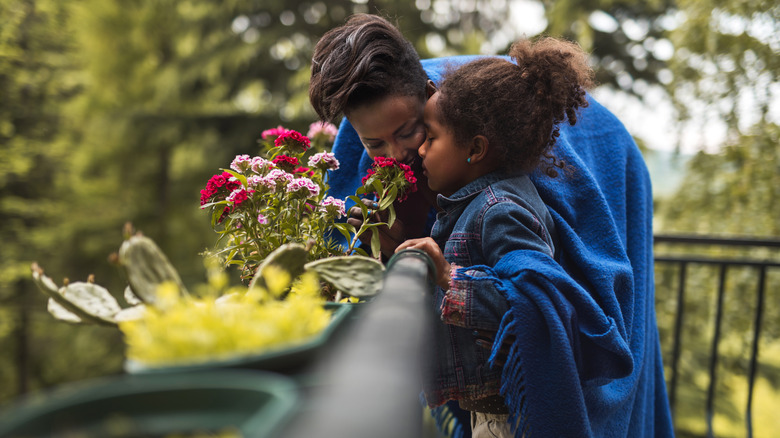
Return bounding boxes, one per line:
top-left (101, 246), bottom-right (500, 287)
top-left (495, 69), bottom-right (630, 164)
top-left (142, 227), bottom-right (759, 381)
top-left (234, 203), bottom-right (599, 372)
top-left (309, 14), bottom-right (673, 438)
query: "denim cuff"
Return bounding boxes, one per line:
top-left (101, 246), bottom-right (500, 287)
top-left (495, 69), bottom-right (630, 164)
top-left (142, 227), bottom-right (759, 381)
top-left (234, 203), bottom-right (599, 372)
top-left (441, 264), bottom-right (469, 326)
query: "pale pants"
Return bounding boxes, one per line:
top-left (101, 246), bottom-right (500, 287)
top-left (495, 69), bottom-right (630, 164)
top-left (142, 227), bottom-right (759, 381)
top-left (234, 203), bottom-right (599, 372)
top-left (470, 411), bottom-right (514, 438)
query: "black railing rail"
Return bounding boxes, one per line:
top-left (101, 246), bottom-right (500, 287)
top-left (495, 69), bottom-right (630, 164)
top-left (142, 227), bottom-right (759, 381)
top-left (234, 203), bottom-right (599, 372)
top-left (653, 234), bottom-right (780, 438)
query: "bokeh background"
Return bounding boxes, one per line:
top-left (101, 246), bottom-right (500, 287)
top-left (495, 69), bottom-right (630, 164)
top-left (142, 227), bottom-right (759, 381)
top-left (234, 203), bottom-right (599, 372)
top-left (1, 0), bottom-right (778, 436)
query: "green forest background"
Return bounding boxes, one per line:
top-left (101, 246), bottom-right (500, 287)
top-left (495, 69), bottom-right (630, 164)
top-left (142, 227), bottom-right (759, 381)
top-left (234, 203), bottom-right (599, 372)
top-left (1, 0), bottom-right (778, 436)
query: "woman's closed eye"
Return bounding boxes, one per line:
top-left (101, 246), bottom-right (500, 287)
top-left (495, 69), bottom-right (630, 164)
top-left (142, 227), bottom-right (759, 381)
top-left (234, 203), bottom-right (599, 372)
top-left (363, 142), bottom-right (384, 151)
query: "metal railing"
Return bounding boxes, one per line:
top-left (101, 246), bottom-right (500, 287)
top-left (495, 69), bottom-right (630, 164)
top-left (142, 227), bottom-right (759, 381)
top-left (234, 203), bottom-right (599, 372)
top-left (281, 249), bottom-right (436, 438)
top-left (654, 234), bottom-right (780, 438)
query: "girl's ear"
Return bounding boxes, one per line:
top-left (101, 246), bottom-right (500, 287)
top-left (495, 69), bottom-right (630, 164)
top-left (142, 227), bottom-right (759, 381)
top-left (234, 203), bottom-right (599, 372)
top-left (468, 135), bottom-right (490, 163)
top-left (426, 80), bottom-right (437, 98)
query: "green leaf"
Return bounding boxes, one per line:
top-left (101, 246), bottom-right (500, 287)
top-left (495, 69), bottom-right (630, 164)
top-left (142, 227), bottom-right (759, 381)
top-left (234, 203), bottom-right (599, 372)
top-left (333, 222), bottom-right (356, 243)
top-left (379, 185), bottom-right (397, 210)
top-left (387, 204), bottom-right (397, 228)
top-left (304, 255), bottom-right (385, 297)
top-left (211, 205), bottom-right (227, 228)
top-left (222, 168), bottom-right (247, 187)
top-left (248, 243), bottom-right (309, 291)
top-left (371, 179), bottom-right (384, 197)
top-left (370, 227), bottom-right (381, 259)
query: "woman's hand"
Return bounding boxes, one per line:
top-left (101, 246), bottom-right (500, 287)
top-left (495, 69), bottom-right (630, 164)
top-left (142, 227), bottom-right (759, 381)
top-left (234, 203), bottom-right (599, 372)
top-left (346, 198), bottom-right (408, 259)
top-left (396, 237), bottom-right (451, 290)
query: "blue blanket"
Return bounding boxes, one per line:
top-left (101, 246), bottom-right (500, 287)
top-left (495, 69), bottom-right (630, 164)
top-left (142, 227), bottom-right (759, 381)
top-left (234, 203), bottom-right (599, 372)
top-left (327, 56), bottom-right (674, 437)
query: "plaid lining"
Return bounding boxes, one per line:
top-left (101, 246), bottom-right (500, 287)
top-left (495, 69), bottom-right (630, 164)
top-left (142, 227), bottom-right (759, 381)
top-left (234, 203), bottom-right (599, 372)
top-left (440, 264), bottom-right (469, 326)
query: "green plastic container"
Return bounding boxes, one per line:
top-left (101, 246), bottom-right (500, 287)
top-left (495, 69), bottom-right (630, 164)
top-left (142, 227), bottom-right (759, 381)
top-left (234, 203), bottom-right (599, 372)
top-left (0, 370), bottom-right (298, 438)
top-left (125, 302), bottom-right (355, 375)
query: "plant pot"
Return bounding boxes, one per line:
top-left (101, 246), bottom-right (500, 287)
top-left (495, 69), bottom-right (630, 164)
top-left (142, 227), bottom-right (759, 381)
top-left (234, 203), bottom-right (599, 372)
top-left (125, 302), bottom-right (356, 375)
top-left (0, 370), bottom-right (298, 438)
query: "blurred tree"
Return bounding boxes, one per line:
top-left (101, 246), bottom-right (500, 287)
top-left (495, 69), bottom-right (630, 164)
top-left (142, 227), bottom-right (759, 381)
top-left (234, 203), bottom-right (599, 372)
top-left (0, 0), bottom-right (123, 404)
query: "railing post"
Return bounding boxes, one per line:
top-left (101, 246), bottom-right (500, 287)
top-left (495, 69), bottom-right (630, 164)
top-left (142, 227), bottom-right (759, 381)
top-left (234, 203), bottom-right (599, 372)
top-left (706, 264), bottom-right (728, 438)
top-left (746, 266), bottom-right (767, 438)
top-left (669, 261), bottom-right (687, 417)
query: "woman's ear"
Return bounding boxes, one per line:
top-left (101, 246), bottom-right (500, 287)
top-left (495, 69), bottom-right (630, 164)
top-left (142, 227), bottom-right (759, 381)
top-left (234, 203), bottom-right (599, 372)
top-left (426, 80), bottom-right (437, 98)
top-left (468, 135), bottom-right (490, 163)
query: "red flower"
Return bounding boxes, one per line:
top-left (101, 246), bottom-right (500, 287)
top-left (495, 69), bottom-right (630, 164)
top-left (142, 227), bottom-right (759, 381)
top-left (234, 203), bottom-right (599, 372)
top-left (272, 155), bottom-right (299, 172)
top-left (200, 171), bottom-right (242, 223)
top-left (294, 166), bottom-right (315, 177)
top-left (274, 130), bottom-right (311, 152)
top-left (360, 157), bottom-right (417, 203)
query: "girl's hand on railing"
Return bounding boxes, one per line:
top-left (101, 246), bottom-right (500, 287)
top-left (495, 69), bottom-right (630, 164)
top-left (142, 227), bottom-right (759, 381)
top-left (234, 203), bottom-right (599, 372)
top-left (396, 237), bottom-right (451, 290)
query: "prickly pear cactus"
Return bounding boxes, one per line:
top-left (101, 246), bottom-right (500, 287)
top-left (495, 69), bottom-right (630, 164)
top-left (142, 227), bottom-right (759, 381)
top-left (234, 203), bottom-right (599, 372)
top-left (31, 264), bottom-right (122, 327)
top-left (248, 243), bottom-right (309, 292)
top-left (118, 233), bottom-right (188, 303)
top-left (304, 255), bottom-right (384, 298)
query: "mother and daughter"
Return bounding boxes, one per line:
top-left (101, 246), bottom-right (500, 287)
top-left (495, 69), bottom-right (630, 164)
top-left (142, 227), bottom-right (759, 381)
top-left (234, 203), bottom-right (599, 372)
top-left (309, 14), bottom-right (673, 438)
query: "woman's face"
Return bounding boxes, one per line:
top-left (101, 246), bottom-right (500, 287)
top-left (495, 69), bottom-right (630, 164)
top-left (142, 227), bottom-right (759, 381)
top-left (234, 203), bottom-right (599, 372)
top-left (346, 94), bottom-right (427, 168)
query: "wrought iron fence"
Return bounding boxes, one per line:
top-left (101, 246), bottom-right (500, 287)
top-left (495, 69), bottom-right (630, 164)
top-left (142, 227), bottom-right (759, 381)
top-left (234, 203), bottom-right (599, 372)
top-left (654, 234), bottom-right (780, 438)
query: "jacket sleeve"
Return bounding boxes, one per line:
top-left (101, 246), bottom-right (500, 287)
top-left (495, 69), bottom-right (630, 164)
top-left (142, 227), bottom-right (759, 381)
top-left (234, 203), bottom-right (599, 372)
top-left (439, 200), bottom-right (554, 330)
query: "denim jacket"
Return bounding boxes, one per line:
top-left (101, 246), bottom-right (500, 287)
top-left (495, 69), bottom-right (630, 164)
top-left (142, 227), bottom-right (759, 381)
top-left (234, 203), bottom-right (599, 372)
top-left (423, 171), bottom-right (557, 407)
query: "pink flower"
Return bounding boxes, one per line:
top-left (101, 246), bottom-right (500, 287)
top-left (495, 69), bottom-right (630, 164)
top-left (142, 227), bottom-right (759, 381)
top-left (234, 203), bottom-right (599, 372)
top-left (261, 125), bottom-right (290, 140)
top-left (307, 121), bottom-right (338, 142)
top-left (265, 169), bottom-right (294, 190)
top-left (230, 154), bottom-right (252, 172)
top-left (308, 152), bottom-right (340, 170)
top-left (250, 157), bottom-right (273, 174)
top-left (274, 130), bottom-right (311, 152)
top-left (257, 214), bottom-right (268, 225)
top-left (287, 177), bottom-right (320, 198)
top-left (321, 196), bottom-right (346, 218)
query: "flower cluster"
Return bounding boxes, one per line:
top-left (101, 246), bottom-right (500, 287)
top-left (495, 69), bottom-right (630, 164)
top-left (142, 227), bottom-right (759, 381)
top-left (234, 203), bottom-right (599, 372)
top-left (361, 157), bottom-right (418, 202)
top-left (200, 172), bottom-right (242, 223)
top-left (307, 121), bottom-right (338, 142)
top-left (203, 122), bottom-right (422, 275)
top-left (200, 125), bottom-right (343, 280)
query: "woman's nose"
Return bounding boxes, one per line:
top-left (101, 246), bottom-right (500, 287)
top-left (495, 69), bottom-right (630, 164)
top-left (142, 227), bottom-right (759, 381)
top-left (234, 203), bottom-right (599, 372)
top-left (391, 142), bottom-right (415, 163)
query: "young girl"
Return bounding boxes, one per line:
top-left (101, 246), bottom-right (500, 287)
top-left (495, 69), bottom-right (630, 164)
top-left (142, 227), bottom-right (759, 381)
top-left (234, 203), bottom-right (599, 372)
top-left (397, 37), bottom-right (596, 437)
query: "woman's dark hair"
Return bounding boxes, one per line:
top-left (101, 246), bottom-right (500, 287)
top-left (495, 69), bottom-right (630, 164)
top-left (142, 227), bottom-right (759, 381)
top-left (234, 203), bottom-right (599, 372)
top-left (309, 14), bottom-right (428, 122)
top-left (436, 37), bottom-right (594, 177)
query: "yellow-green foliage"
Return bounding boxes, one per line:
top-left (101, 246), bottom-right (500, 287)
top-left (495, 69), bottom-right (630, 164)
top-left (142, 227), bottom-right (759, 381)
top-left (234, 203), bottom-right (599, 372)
top-left (119, 266), bottom-right (330, 365)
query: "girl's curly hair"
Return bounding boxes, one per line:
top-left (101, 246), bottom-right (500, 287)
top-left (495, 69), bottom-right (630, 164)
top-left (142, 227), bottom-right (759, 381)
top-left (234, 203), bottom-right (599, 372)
top-left (436, 37), bottom-right (594, 177)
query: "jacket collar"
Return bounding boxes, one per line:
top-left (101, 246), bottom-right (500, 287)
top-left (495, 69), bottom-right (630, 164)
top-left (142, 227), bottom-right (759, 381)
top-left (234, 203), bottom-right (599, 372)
top-left (436, 171), bottom-right (514, 212)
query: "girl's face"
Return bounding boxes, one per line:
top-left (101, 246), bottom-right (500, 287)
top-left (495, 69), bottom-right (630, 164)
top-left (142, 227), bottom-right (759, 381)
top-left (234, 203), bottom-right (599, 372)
top-left (418, 92), bottom-right (473, 197)
top-left (347, 94), bottom-right (427, 168)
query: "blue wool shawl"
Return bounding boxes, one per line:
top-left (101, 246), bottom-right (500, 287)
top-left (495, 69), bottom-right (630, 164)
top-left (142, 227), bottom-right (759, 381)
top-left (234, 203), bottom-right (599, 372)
top-left (326, 56), bottom-right (674, 437)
